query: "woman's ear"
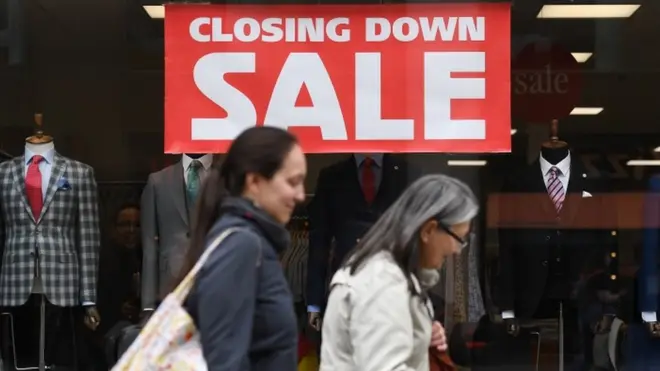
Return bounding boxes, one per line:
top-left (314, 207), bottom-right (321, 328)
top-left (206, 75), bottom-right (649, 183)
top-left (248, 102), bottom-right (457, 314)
top-left (419, 219), bottom-right (438, 244)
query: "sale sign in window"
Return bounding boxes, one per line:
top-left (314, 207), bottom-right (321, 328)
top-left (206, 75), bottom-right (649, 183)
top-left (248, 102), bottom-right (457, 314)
top-left (164, 4), bottom-right (511, 154)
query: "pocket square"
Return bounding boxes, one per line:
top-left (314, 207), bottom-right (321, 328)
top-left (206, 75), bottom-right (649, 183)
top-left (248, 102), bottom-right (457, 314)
top-left (582, 191), bottom-right (592, 198)
top-left (57, 177), bottom-right (72, 190)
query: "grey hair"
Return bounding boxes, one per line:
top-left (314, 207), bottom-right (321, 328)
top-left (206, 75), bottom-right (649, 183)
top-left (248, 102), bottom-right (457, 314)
top-left (344, 174), bottom-right (479, 287)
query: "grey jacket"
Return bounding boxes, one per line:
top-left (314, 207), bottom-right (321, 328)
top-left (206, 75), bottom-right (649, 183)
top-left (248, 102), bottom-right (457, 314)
top-left (140, 163), bottom-right (191, 309)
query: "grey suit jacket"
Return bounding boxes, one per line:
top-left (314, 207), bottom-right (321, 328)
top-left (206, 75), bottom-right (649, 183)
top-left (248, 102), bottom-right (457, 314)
top-left (0, 153), bottom-right (101, 307)
top-left (140, 162), bottom-right (191, 309)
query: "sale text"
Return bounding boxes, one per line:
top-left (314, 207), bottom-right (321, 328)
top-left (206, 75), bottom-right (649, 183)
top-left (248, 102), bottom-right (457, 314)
top-left (189, 16), bottom-right (485, 43)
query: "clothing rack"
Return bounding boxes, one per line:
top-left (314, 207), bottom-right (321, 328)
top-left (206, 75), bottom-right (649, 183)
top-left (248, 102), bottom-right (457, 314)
top-left (283, 214), bottom-right (310, 303)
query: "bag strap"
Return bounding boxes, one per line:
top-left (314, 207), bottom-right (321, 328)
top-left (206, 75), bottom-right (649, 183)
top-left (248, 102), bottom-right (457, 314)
top-left (608, 318), bottom-right (624, 371)
top-left (172, 227), bottom-right (239, 301)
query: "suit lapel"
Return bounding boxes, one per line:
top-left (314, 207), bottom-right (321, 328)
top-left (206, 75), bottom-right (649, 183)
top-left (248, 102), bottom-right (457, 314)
top-left (168, 163), bottom-right (189, 226)
top-left (373, 155), bottom-right (397, 207)
top-left (10, 156), bottom-right (35, 223)
top-left (38, 153), bottom-right (67, 223)
top-left (560, 160), bottom-right (584, 225)
top-left (344, 156), bottom-right (367, 207)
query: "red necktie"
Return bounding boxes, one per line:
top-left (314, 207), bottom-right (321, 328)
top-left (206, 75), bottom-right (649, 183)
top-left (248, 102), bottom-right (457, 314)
top-left (26, 155), bottom-right (44, 220)
top-left (361, 157), bottom-right (376, 204)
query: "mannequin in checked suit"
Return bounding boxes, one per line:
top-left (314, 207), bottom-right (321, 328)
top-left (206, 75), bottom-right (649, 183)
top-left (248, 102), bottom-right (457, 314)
top-left (0, 138), bottom-right (101, 368)
top-left (140, 153), bottom-right (213, 319)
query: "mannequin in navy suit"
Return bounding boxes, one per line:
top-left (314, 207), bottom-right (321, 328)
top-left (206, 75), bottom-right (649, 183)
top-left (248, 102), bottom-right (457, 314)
top-left (495, 145), bottom-right (613, 370)
top-left (305, 154), bottom-right (420, 328)
top-left (629, 175), bottom-right (660, 369)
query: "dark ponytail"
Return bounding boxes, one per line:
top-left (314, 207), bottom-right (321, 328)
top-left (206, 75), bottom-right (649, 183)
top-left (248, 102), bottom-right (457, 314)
top-left (174, 167), bottom-right (228, 288)
top-left (173, 126), bottom-right (298, 288)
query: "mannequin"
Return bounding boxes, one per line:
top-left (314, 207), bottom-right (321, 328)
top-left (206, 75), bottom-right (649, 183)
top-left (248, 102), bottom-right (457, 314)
top-left (0, 113), bottom-right (101, 369)
top-left (306, 153), bottom-right (421, 330)
top-left (630, 179), bottom-right (660, 368)
top-left (641, 175), bottom-right (660, 332)
top-left (140, 153), bottom-right (213, 318)
top-left (495, 121), bottom-right (611, 370)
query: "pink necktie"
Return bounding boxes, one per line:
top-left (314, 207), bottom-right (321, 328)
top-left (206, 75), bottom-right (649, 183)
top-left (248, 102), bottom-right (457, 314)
top-left (547, 166), bottom-right (565, 213)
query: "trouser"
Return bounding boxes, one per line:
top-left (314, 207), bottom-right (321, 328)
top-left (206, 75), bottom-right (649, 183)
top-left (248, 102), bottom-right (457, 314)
top-left (0, 294), bottom-right (88, 370)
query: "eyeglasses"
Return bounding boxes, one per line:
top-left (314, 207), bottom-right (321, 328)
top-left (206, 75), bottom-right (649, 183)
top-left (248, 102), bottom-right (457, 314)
top-left (439, 224), bottom-right (471, 249)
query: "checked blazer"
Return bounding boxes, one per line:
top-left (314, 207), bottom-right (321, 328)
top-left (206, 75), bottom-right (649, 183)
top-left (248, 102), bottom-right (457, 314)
top-left (0, 152), bottom-right (101, 307)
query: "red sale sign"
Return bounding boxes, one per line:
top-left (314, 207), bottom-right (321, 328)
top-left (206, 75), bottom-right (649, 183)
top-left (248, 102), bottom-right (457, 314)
top-left (164, 4), bottom-right (511, 154)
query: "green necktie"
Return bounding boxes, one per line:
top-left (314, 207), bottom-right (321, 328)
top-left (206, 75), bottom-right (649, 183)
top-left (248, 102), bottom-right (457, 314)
top-left (186, 160), bottom-right (202, 205)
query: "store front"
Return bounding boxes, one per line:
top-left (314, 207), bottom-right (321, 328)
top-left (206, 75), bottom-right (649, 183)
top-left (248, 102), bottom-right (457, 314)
top-left (1, 0), bottom-right (659, 370)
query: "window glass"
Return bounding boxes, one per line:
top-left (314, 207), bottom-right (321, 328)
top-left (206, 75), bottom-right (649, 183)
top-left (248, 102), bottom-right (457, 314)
top-left (1, 1), bottom-right (658, 370)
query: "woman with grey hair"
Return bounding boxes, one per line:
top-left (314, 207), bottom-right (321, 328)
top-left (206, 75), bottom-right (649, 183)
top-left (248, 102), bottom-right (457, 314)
top-left (319, 174), bottom-right (479, 371)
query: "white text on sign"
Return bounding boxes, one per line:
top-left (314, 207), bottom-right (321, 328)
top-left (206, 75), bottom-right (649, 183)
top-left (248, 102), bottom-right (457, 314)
top-left (188, 16), bottom-right (486, 142)
top-left (189, 16), bottom-right (484, 43)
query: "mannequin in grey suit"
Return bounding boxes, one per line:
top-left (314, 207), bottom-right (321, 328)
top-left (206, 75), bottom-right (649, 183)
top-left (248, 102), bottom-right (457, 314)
top-left (140, 154), bottom-right (213, 314)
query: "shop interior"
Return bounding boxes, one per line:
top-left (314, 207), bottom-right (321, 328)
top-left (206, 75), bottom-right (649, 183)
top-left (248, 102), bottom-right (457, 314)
top-left (1, 0), bottom-right (660, 370)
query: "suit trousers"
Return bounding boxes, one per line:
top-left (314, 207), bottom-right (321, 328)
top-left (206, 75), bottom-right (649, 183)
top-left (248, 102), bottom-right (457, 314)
top-left (0, 294), bottom-right (88, 371)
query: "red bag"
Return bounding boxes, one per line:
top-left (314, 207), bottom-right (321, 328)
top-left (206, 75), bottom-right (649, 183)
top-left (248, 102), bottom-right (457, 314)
top-left (429, 348), bottom-right (457, 371)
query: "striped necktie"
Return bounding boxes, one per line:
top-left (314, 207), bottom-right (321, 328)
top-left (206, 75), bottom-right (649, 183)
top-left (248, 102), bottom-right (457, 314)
top-left (547, 166), bottom-right (565, 213)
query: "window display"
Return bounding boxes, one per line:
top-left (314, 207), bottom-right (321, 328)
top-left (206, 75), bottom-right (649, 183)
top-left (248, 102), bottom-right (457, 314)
top-left (0, 120), bottom-right (101, 368)
top-left (2, 0), bottom-right (660, 370)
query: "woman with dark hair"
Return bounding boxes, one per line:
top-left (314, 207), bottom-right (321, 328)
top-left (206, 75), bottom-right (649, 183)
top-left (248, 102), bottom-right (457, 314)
top-left (320, 174), bottom-right (479, 371)
top-left (179, 126), bottom-right (307, 370)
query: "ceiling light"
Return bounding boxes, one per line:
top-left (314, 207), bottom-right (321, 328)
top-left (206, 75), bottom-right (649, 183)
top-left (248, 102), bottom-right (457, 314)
top-left (571, 52), bottom-right (593, 63)
top-left (626, 160), bottom-right (660, 166)
top-left (447, 160), bottom-right (487, 167)
top-left (570, 107), bottom-right (603, 115)
top-left (654, 146), bottom-right (660, 152)
top-left (536, 4), bottom-right (641, 18)
top-left (510, 129), bottom-right (517, 135)
top-left (537, 4), bottom-right (641, 19)
top-left (144, 5), bottom-right (164, 19)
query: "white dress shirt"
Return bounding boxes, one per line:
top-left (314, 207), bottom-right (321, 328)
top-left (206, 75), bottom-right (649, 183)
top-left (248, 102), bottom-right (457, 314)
top-left (540, 152), bottom-right (571, 192)
top-left (182, 154), bottom-right (213, 185)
